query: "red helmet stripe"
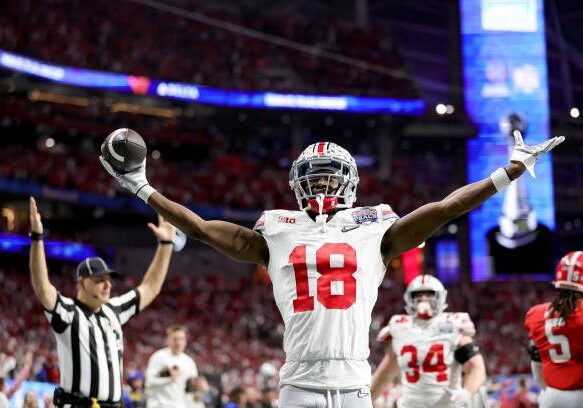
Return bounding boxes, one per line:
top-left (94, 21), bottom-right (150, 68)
top-left (317, 142), bottom-right (326, 156)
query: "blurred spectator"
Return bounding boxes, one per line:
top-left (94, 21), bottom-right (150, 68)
top-left (258, 387), bottom-right (276, 408)
top-left (123, 370), bottom-right (146, 408)
top-left (35, 355), bottom-right (59, 384)
top-left (0, 378), bottom-right (7, 408)
top-left (43, 394), bottom-right (54, 408)
top-left (224, 386), bottom-right (247, 408)
top-left (0, 352), bottom-right (33, 404)
top-left (186, 376), bottom-right (216, 408)
top-left (145, 325), bottom-right (198, 408)
top-left (23, 390), bottom-right (39, 408)
top-left (510, 377), bottom-right (537, 408)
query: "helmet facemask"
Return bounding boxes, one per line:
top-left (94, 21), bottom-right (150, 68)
top-left (411, 291), bottom-right (438, 319)
top-left (404, 275), bottom-right (448, 319)
top-left (289, 143), bottom-right (359, 214)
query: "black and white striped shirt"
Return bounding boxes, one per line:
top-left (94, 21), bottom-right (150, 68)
top-left (44, 290), bottom-right (141, 402)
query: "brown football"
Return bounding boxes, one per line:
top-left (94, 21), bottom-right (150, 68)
top-left (101, 128), bottom-right (147, 173)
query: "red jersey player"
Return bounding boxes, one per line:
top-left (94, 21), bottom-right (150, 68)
top-left (524, 251), bottom-right (583, 408)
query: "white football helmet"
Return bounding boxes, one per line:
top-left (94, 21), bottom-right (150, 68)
top-left (404, 275), bottom-right (448, 319)
top-left (289, 142), bottom-right (359, 214)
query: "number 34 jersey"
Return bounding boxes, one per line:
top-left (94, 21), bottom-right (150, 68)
top-left (254, 205), bottom-right (399, 389)
top-left (377, 313), bottom-right (476, 407)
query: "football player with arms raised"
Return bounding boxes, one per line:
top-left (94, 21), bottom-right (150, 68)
top-left (101, 133), bottom-right (561, 408)
top-left (524, 251), bottom-right (583, 408)
top-left (371, 275), bottom-right (486, 408)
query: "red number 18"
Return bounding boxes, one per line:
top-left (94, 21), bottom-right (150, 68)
top-left (289, 243), bottom-right (357, 312)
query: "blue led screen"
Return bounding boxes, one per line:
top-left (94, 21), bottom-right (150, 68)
top-left (461, 0), bottom-right (556, 280)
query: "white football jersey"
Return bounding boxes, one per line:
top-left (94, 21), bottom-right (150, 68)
top-left (254, 205), bottom-right (398, 389)
top-left (377, 313), bottom-right (476, 408)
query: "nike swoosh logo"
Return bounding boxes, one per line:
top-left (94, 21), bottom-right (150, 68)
top-left (341, 225), bottom-right (360, 232)
top-left (357, 389), bottom-right (370, 398)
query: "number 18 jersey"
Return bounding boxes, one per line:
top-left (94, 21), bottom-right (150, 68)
top-left (254, 205), bottom-right (398, 389)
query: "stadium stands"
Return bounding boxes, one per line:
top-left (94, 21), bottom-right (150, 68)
top-left (0, 263), bottom-right (555, 399)
top-left (0, 0), bottom-right (417, 98)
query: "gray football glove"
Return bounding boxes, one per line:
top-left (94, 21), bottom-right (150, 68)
top-left (510, 132), bottom-right (564, 177)
top-left (99, 157), bottom-right (156, 203)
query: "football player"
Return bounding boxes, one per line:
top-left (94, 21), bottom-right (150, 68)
top-left (101, 133), bottom-right (561, 408)
top-left (524, 251), bottom-right (583, 408)
top-left (371, 275), bottom-right (486, 408)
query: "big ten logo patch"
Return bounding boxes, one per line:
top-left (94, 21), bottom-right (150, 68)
top-left (351, 207), bottom-right (378, 225)
top-left (278, 216), bottom-right (296, 224)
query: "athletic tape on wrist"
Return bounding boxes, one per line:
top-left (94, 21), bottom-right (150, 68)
top-left (136, 184), bottom-right (156, 203)
top-left (490, 167), bottom-right (512, 192)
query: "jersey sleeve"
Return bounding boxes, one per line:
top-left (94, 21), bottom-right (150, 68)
top-left (43, 292), bottom-right (75, 333)
top-left (524, 306), bottom-right (536, 338)
top-left (452, 313), bottom-right (476, 337)
top-left (377, 314), bottom-right (409, 342)
top-left (379, 204), bottom-right (399, 229)
top-left (108, 289), bottom-right (141, 325)
top-left (379, 204), bottom-right (399, 224)
top-left (253, 211), bottom-right (266, 233)
top-left (377, 325), bottom-right (392, 343)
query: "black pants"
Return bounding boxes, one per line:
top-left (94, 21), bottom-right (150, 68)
top-left (56, 405), bottom-right (121, 408)
top-left (54, 401), bottom-right (121, 408)
top-left (53, 388), bottom-right (121, 408)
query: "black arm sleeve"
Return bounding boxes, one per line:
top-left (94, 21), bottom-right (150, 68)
top-left (454, 342), bottom-right (480, 364)
top-left (527, 344), bottom-right (542, 362)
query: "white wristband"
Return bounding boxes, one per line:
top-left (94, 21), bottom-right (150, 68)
top-left (490, 167), bottom-right (512, 192)
top-left (136, 184), bottom-right (156, 203)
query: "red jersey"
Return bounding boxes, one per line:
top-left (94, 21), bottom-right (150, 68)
top-left (524, 301), bottom-right (583, 390)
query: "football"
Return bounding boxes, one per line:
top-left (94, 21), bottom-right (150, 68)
top-left (101, 128), bottom-right (147, 173)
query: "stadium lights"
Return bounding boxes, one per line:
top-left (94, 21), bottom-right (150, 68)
top-left (45, 137), bottom-right (56, 148)
top-left (28, 90), bottom-right (89, 107)
top-left (1, 208), bottom-right (15, 231)
top-left (436, 104), bottom-right (455, 115)
top-left (570, 107), bottom-right (580, 118)
top-left (110, 102), bottom-right (178, 118)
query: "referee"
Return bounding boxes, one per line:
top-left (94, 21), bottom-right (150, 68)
top-left (28, 197), bottom-right (176, 408)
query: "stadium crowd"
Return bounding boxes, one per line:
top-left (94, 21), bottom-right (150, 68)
top-left (0, 260), bottom-right (555, 405)
top-left (0, 96), bottom-right (457, 217)
top-left (0, 0), bottom-right (416, 98)
top-left (0, 143), bottom-right (445, 216)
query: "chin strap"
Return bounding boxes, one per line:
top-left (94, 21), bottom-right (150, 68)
top-left (315, 194), bottom-right (328, 233)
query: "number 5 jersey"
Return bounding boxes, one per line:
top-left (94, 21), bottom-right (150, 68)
top-left (524, 302), bottom-right (583, 390)
top-left (254, 204), bottom-right (399, 389)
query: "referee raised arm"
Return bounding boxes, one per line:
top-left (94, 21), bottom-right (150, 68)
top-left (29, 197), bottom-right (176, 408)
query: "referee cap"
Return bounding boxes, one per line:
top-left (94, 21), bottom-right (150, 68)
top-left (76, 257), bottom-right (120, 279)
